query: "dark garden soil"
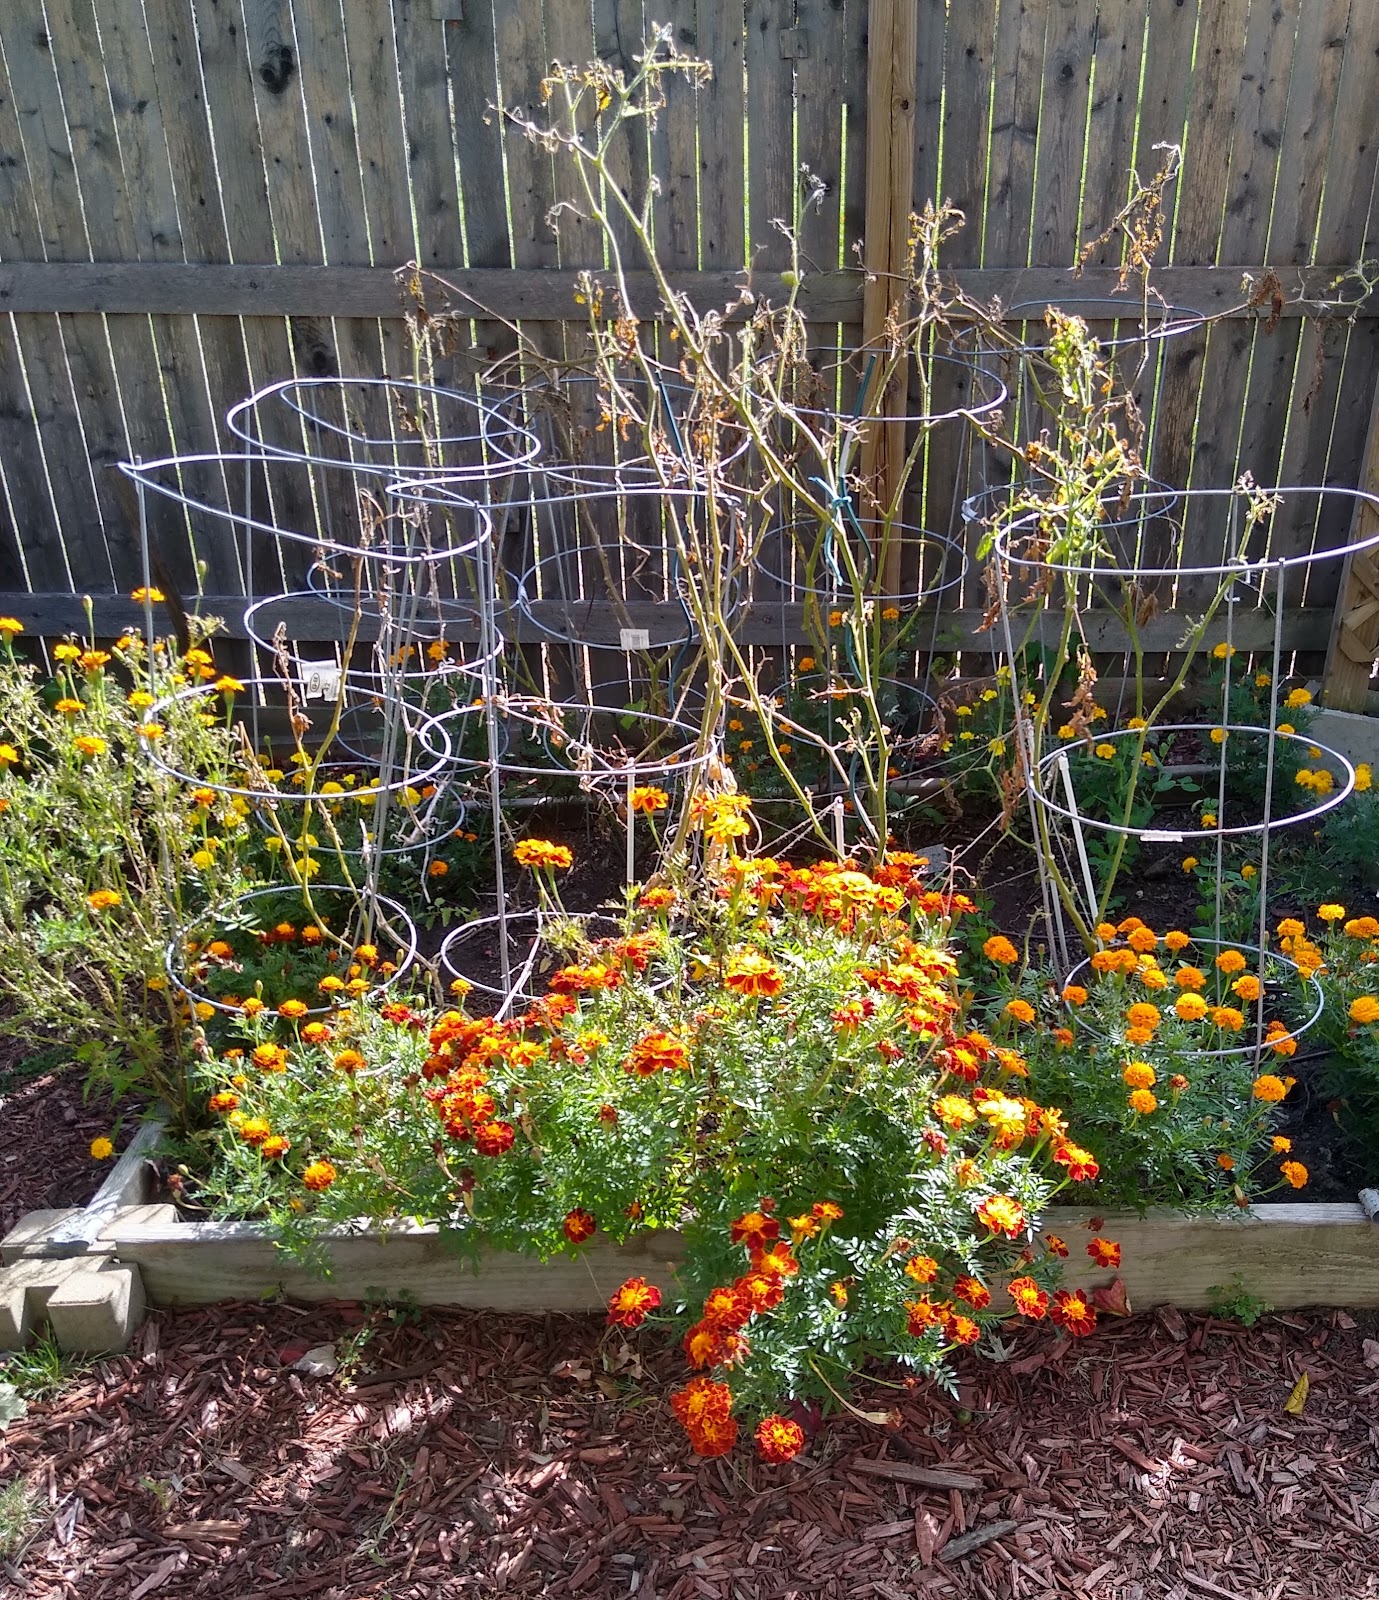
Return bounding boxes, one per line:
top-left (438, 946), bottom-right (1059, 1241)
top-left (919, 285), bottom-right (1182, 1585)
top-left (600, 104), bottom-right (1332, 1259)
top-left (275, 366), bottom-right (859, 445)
top-left (0, 1037), bottom-right (143, 1240)
top-left (2, 1299), bottom-right (1378, 1598)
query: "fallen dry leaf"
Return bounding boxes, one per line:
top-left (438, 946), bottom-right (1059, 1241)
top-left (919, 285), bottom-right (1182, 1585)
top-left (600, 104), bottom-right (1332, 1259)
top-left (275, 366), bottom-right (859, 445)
top-left (1283, 1372), bottom-right (1310, 1416)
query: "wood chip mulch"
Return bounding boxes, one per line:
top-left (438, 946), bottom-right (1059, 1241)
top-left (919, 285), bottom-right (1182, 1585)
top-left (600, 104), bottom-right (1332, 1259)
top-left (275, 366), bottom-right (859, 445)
top-left (3, 1300), bottom-right (1379, 1599)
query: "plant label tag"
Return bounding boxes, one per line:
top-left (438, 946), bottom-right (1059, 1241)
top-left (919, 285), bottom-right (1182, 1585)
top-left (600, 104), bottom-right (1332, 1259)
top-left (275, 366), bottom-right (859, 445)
top-left (300, 659), bottom-right (342, 700)
top-left (619, 629), bottom-right (651, 651)
top-left (1141, 829), bottom-right (1184, 843)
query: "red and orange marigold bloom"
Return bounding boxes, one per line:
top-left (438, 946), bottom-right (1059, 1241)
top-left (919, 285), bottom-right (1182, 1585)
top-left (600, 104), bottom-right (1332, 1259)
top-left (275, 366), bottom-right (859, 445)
top-left (607, 1276), bottom-right (662, 1328)
top-left (903, 1254), bottom-right (939, 1285)
top-left (975, 1194), bottom-right (1026, 1238)
top-left (1043, 1234), bottom-right (1069, 1258)
top-left (513, 838), bottom-right (574, 871)
top-left (724, 949), bottom-right (785, 998)
top-left (670, 1376), bottom-right (738, 1457)
top-left (754, 1414), bottom-right (806, 1463)
top-left (1007, 1277), bottom-right (1049, 1319)
top-left (683, 1320), bottom-right (749, 1369)
top-left (625, 1030), bottom-right (689, 1076)
top-left (563, 1209), bottom-right (597, 1244)
top-left (208, 1091), bottom-right (238, 1114)
top-left (734, 1271), bottom-right (785, 1314)
top-left (947, 1313), bottom-right (981, 1346)
top-left (751, 1243), bottom-right (800, 1280)
top-left (701, 1287), bottom-right (751, 1330)
top-left (628, 785), bottom-right (670, 815)
top-left (953, 1275), bottom-right (991, 1310)
top-left (730, 1210), bottom-right (780, 1252)
top-left (302, 1160), bottom-right (336, 1191)
top-left (473, 1120), bottom-right (516, 1157)
top-left (260, 1135), bottom-right (291, 1161)
top-left (904, 1298), bottom-right (943, 1336)
top-left (1087, 1238), bottom-right (1121, 1269)
top-left (812, 1200), bottom-right (844, 1226)
top-left (1050, 1289), bottom-right (1097, 1337)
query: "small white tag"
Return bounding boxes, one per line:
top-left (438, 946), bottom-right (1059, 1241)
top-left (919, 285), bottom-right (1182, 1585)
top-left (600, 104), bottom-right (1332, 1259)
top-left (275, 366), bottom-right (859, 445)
top-left (300, 658), bottom-right (342, 700)
top-left (619, 628), bottom-right (651, 651)
top-left (1141, 829), bottom-right (1184, 843)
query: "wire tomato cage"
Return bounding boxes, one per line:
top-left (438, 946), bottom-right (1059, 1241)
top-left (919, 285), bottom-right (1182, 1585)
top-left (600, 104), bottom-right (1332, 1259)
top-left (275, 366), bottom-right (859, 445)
top-left (984, 481), bottom-right (1379, 1057)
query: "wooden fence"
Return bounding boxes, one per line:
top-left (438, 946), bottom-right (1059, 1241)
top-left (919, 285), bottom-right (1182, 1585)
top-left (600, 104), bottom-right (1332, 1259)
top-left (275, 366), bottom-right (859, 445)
top-left (1, 0), bottom-right (1378, 673)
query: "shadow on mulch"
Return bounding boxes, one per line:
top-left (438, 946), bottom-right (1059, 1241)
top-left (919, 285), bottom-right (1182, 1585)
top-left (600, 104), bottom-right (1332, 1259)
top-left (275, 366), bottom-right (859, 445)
top-left (2, 1297), bottom-right (1377, 1599)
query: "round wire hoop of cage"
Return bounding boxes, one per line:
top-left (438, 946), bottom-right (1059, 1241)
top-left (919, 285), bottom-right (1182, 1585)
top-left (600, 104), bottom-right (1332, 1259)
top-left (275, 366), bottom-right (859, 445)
top-left (438, 909), bottom-right (646, 1010)
top-left (138, 674), bottom-right (455, 806)
top-left (225, 375), bottom-right (541, 484)
top-left (166, 884), bottom-right (419, 1021)
top-left (987, 482), bottom-right (1379, 973)
top-left (1059, 935), bottom-right (1325, 1063)
top-left (754, 520), bottom-right (968, 611)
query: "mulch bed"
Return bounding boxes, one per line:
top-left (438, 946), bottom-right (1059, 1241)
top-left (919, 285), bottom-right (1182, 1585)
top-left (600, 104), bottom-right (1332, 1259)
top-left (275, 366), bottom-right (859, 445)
top-left (0, 1051), bottom-right (137, 1239)
top-left (3, 1301), bottom-right (1378, 1598)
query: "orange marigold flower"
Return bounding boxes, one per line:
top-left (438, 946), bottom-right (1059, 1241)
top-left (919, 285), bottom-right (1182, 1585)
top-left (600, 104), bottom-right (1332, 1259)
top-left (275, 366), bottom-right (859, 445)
top-left (1052, 1026), bottom-right (1074, 1049)
top-left (639, 885), bottom-right (678, 911)
top-left (954, 1275), bottom-right (991, 1310)
top-left (626, 1030), bottom-right (689, 1076)
top-left (333, 1049), bottom-right (364, 1073)
top-left (904, 1298), bottom-right (943, 1336)
top-left (513, 838), bottom-right (574, 871)
top-left (1348, 996), bottom-right (1379, 1025)
top-left (628, 785), bottom-right (670, 815)
top-left (976, 1194), bottom-right (1025, 1238)
top-left (724, 949), bottom-right (785, 998)
top-left (812, 1200), bottom-right (844, 1225)
top-left (563, 1209), bottom-right (597, 1244)
top-left (734, 1271), bottom-right (785, 1314)
top-left (1128, 1088), bottom-right (1158, 1115)
top-left (300, 1021), bottom-right (331, 1047)
top-left (278, 999), bottom-right (308, 1021)
top-left (1175, 993), bottom-right (1208, 1022)
top-left (86, 889), bottom-right (121, 912)
top-left (730, 1210), bottom-right (780, 1252)
top-left (755, 1414), bottom-right (805, 1463)
top-left (1209, 1006), bottom-right (1245, 1032)
top-left (1252, 1074), bottom-right (1289, 1103)
top-left (1164, 930), bottom-right (1191, 952)
top-left (260, 1135), bottom-right (291, 1161)
top-left (1174, 965), bottom-right (1207, 990)
top-left (1169, 1073), bottom-right (1189, 1091)
top-left (606, 1276), bottom-right (662, 1328)
top-left (1043, 1234), bottom-right (1070, 1258)
top-left (1127, 926), bottom-right (1158, 953)
top-left (788, 1212), bottom-right (820, 1241)
top-left (302, 1160), bottom-right (336, 1191)
top-left (251, 1043), bottom-right (287, 1073)
top-left (903, 1254), bottom-right (939, 1285)
top-left (1087, 1238), bottom-right (1121, 1269)
top-left (701, 1287), bottom-right (751, 1330)
top-left (208, 1091), bottom-right (239, 1114)
top-left (1121, 1061), bottom-right (1155, 1090)
top-left (947, 1313), bottom-right (981, 1345)
top-left (1125, 1002), bottom-right (1160, 1028)
top-left (670, 1377), bottom-right (737, 1457)
top-left (1214, 948), bottom-right (1247, 974)
top-left (1050, 1289), bottom-right (1097, 1337)
top-left (1004, 998), bottom-right (1036, 1024)
top-left (1094, 922), bottom-right (1118, 943)
top-left (1271, 1135), bottom-right (1292, 1154)
top-left (983, 934), bottom-right (1018, 965)
top-left (752, 1243), bottom-right (799, 1280)
top-left (1232, 974), bottom-right (1262, 1003)
top-left (1280, 1160), bottom-right (1308, 1189)
top-left (1062, 984), bottom-right (1088, 1006)
top-left (683, 1319), bottom-right (749, 1369)
top-left (1008, 1276), bottom-right (1049, 1319)
top-left (473, 1120), bottom-right (516, 1157)
top-left (829, 1281), bottom-right (848, 1307)
top-left (241, 997), bottom-right (265, 1017)
top-left (1217, 1152), bottom-right (1236, 1171)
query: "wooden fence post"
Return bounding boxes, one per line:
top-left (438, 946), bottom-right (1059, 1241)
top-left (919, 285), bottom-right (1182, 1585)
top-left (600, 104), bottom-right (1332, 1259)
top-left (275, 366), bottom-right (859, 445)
top-left (859, 0), bottom-right (917, 594)
top-left (1321, 377), bottom-right (1379, 712)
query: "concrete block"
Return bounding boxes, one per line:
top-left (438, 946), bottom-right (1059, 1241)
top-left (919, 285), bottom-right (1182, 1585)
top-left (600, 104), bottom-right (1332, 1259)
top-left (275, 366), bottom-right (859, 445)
top-left (1, 1210), bottom-right (83, 1264)
top-left (1311, 708), bottom-right (1379, 770)
top-left (46, 1263), bottom-right (145, 1354)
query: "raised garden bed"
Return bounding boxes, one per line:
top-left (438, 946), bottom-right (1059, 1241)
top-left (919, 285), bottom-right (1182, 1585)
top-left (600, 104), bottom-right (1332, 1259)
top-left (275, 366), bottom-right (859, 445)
top-left (8, 1120), bottom-right (1379, 1323)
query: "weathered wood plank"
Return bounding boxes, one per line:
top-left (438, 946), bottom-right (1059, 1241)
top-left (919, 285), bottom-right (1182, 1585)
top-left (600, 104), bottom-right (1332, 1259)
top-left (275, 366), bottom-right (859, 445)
top-left (1028, 0), bottom-right (1098, 268)
top-left (745, 0), bottom-right (797, 271)
top-left (97, 1202), bottom-right (1379, 1312)
top-left (694, 0), bottom-right (745, 269)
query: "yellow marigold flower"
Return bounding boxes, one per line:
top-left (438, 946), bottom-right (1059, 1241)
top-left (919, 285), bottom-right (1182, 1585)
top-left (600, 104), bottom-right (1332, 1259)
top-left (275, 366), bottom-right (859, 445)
top-left (87, 889), bottom-right (121, 912)
top-left (89, 1136), bottom-right (114, 1160)
top-left (1278, 723), bottom-right (1296, 737)
top-left (1255, 672), bottom-right (1271, 688)
top-left (827, 610), bottom-right (844, 627)
top-left (53, 642), bottom-right (80, 662)
top-left (1280, 1160), bottom-right (1308, 1189)
top-left (53, 697), bottom-right (82, 716)
top-left (0, 618), bottom-right (22, 639)
top-left (1057, 724), bottom-right (1077, 739)
top-left (983, 934), bottom-right (1018, 965)
top-left (137, 722), bottom-right (165, 740)
top-left (73, 735), bottom-right (107, 758)
top-left (1128, 1089), bottom-right (1158, 1115)
top-left (1174, 992), bottom-right (1208, 1022)
top-left (80, 650), bottom-right (111, 673)
top-left (1211, 642), bottom-right (1235, 660)
top-left (1125, 1002), bottom-right (1160, 1029)
top-left (1232, 975), bottom-right (1262, 1003)
top-left (933, 1094), bottom-right (977, 1129)
top-left (241, 997), bottom-right (265, 1017)
top-left (1348, 995), bottom-right (1379, 1025)
top-left (797, 657), bottom-right (815, 672)
top-left (215, 675), bottom-right (244, 694)
top-left (1004, 998), bottom-right (1036, 1025)
top-left (1214, 948), bottom-right (1247, 974)
top-left (1209, 727), bottom-right (1227, 745)
top-left (1122, 1062), bottom-right (1155, 1089)
top-left (1277, 918), bottom-right (1306, 939)
top-left (1357, 763), bottom-right (1373, 793)
top-left (1139, 967), bottom-right (1169, 990)
top-left (0, 743), bottom-right (18, 768)
top-left (1271, 1135), bottom-right (1292, 1154)
top-left (1284, 687), bottom-right (1312, 709)
top-left (881, 605), bottom-right (901, 622)
top-left (1182, 856), bottom-right (1199, 872)
top-left (1240, 863), bottom-right (1257, 880)
top-left (1210, 1006), bottom-right (1245, 1031)
top-left (1200, 812), bottom-right (1217, 828)
top-left (1124, 1025), bottom-right (1155, 1047)
top-left (278, 999), bottom-right (309, 1021)
top-left (1094, 743), bottom-right (1115, 759)
top-left (1317, 903), bottom-right (1346, 923)
top-left (1252, 1074), bottom-right (1288, 1103)
top-left (130, 587), bottom-right (164, 603)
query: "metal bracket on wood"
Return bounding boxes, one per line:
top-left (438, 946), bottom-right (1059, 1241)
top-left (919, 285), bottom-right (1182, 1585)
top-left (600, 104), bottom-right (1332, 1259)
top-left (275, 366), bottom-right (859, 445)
top-left (779, 27), bottom-right (809, 58)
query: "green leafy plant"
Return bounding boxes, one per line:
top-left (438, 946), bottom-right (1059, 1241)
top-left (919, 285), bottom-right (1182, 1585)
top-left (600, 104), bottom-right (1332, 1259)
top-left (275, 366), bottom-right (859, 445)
top-left (1207, 1275), bottom-right (1272, 1327)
